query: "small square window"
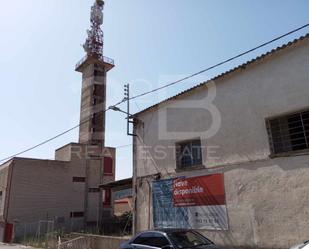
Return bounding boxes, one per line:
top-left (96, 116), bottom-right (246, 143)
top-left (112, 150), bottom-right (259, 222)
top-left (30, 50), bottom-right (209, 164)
top-left (91, 127), bottom-right (98, 133)
top-left (73, 177), bottom-right (85, 182)
top-left (70, 212), bottom-right (84, 218)
top-left (176, 139), bottom-right (203, 168)
top-left (89, 188), bottom-right (100, 193)
top-left (94, 70), bottom-right (104, 77)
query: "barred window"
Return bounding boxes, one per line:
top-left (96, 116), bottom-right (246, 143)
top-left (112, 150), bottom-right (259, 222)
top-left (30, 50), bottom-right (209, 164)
top-left (176, 139), bottom-right (203, 168)
top-left (266, 110), bottom-right (309, 154)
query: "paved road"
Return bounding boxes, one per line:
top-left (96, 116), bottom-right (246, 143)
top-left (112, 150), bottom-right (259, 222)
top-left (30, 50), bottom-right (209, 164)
top-left (0, 244), bottom-right (33, 249)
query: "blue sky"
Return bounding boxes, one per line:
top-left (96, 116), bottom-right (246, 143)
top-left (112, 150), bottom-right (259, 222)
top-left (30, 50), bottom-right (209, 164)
top-left (0, 0), bottom-right (308, 179)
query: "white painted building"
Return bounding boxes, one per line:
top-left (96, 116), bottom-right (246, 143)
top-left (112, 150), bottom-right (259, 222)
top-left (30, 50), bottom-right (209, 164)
top-left (133, 34), bottom-right (309, 249)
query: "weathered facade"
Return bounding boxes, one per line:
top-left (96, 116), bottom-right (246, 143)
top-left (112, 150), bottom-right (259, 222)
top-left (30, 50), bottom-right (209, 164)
top-left (0, 144), bottom-right (116, 242)
top-left (133, 34), bottom-right (309, 249)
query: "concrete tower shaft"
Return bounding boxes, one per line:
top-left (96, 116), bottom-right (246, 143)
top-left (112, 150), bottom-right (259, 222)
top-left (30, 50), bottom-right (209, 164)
top-left (76, 0), bottom-right (114, 147)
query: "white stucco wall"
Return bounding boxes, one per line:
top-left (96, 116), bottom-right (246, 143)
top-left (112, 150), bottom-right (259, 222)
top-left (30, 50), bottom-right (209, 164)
top-left (133, 38), bottom-right (309, 248)
top-left (135, 39), bottom-right (309, 177)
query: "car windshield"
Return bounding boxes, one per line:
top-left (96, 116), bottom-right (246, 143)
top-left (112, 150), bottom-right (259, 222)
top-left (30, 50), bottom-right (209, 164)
top-left (167, 231), bottom-right (212, 248)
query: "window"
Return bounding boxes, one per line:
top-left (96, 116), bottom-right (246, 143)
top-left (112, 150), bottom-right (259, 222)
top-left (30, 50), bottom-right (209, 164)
top-left (167, 231), bottom-right (212, 248)
top-left (176, 139), bottom-right (203, 168)
top-left (103, 188), bottom-right (111, 206)
top-left (92, 113), bottom-right (97, 125)
top-left (103, 157), bottom-right (113, 175)
top-left (72, 177), bottom-right (85, 182)
top-left (93, 84), bottom-right (104, 96)
top-left (92, 97), bottom-right (97, 105)
top-left (91, 127), bottom-right (98, 133)
top-left (94, 70), bottom-right (104, 77)
top-left (267, 110), bottom-right (309, 154)
top-left (89, 188), bottom-right (100, 193)
top-left (133, 232), bottom-right (170, 248)
top-left (70, 212), bottom-right (84, 218)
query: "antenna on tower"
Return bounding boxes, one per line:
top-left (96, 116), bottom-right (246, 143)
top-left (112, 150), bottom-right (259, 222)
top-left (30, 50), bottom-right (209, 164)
top-left (83, 0), bottom-right (105, 59)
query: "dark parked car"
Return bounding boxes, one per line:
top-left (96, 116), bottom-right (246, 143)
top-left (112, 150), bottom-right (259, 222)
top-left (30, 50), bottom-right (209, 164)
top-left (290, 240), bottom-right (309, 249)
top-left (121, 229), bottom-right (222, 249)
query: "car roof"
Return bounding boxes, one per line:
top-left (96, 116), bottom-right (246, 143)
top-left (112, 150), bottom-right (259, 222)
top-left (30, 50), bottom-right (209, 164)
top-left (155, 228), bottom-right (195, 233)
top-left (134, 228), bottom-right (194, 236)
top-left (129, 229), bottom-right (204, 244)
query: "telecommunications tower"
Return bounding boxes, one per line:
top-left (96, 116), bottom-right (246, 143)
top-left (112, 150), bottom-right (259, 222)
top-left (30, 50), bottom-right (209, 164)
top-left (75, 0), bottom-right (114, 147)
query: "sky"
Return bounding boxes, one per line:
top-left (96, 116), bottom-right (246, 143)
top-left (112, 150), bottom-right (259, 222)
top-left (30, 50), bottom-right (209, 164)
top-left (0, 0), bottom-right (308, 180)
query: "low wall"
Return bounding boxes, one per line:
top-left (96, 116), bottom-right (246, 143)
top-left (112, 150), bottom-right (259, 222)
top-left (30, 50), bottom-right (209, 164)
top-left (71, 233), bottom-right (130, 249)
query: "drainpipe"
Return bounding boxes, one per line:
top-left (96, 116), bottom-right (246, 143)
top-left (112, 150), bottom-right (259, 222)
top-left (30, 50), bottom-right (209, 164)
top-left (4, 160), bottom-right (14, 243)
top-left (147, 179), bottom-right (151, 230)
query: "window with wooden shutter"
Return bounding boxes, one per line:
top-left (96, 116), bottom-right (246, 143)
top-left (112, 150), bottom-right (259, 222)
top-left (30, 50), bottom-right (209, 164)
top-left (103, 157), bottom-right (113, 175)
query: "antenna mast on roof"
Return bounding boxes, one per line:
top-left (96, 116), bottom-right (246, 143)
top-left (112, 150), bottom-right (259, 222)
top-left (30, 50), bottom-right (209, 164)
top-left (83, 0), bottom-right (105, 59)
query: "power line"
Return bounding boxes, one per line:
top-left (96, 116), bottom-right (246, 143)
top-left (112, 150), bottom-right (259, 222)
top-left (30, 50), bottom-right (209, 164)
top-left (0, 104), bottom-right (131, 163)
top-left (128, 23), bottom-right (309, 101)
top-left (0, 110), bottom-right (109, 163)
top-left (1, 23), bottom-right (308, 163)
top-left (116, 144), bottom-right (132, 149)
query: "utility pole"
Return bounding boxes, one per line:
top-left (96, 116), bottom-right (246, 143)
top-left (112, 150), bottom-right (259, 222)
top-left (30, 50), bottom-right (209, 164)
top-left (124, 84), bottom-right (136, 137)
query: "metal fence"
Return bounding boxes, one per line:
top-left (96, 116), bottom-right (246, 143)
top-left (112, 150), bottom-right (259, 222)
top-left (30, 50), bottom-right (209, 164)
top-left (101, 219), bottom-right (131, 236)
top-left (57, 236), bottom-right (93, 249)
top-left (11, 215), bottom-right (131, 248)
top-left (57, 234), bottom-right (129, 249)
top-left (13, 219), bottom-right (62, 248)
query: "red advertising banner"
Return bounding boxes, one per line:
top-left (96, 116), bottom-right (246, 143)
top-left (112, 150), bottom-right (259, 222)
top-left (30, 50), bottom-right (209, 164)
top-left (173, 174), bottom-right (225, 207)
